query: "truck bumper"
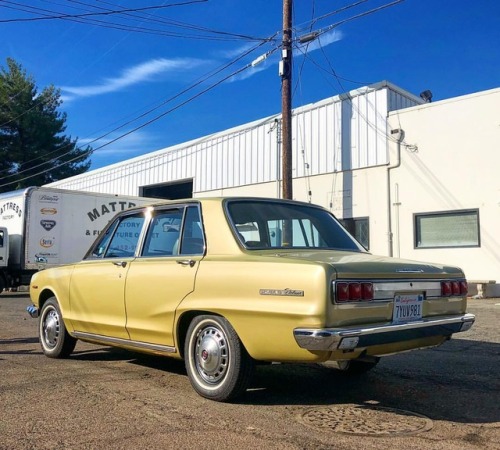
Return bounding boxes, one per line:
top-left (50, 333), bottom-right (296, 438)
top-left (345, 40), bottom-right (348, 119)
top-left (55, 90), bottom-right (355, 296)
top-left (293, 313), bottom-right (475, 351)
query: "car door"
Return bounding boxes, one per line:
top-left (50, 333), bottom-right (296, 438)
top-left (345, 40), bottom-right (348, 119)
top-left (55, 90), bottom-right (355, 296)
top-left (68, 211), bottom-right (147, 339)
top-left (124, 205), bottom-right (204, 347)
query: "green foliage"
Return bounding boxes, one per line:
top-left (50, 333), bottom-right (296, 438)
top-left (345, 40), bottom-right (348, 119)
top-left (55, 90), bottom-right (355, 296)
top-left (0, 58), bottom-right (93, 193)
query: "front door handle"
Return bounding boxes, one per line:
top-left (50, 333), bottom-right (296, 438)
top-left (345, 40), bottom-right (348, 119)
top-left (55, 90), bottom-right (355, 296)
top-left (113, 261), bottom-right (127, 268)
top-left (177, 259), bottom-right (195, 268)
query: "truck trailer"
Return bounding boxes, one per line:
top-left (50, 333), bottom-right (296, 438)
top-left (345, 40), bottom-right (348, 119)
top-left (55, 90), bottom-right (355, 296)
top-left (0, 187), bottom-right (154, 292)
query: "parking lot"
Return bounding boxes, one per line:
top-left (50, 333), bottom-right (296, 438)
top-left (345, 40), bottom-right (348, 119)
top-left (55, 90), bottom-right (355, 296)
top-left (1, 292), bottom-right (499, 449)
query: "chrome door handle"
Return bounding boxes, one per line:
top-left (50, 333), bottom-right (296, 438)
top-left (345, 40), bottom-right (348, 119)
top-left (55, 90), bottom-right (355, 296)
top-left (177, 259), bottom-right (195, 267)
top-left (113, 261), bottom-right (127, 268)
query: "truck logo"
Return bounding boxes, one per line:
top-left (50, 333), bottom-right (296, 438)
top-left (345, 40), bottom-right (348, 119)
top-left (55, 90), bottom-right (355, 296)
top-left (40, 220), bottom-right (56, 231)
top-left (39, 194), bottom-right (59, 203)
top-left (41, 208), bottom-right (57, 215)
top-left (40, 238), bottom-right (55, 248)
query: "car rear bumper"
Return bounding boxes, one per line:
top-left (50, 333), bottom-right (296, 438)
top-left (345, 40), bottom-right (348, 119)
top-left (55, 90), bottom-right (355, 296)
top-left (293, 313), bottom-right (475, 351)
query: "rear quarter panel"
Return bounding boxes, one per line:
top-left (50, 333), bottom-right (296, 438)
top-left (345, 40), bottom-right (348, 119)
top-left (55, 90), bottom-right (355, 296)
top-left (176, 255), bottom-right (334, 362)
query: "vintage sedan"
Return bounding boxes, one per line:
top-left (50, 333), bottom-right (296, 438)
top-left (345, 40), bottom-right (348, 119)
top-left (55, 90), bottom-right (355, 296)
top-left (28, 197), bottom-right (475, 401)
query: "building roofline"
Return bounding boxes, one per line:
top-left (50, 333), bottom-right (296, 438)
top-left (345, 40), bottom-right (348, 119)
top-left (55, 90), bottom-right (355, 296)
top-left (389, 85), bottom-right (500, 116)
top-left (44, 81), bottom-right (426, 185)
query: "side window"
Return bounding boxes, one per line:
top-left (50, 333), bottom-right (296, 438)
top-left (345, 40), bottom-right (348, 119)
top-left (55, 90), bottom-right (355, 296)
top-left (0, 229), bottom-right (4, 247)
top-left (142, 209), bottom-right (183, 257)
top-left (339, 217), bottom-right (370, 250)
top-left (235, 221), bottom-right (261, 246)
top-left (180, 206), bottom-right (205, 255)
top-left (90, 214), bottom-right (145, 258)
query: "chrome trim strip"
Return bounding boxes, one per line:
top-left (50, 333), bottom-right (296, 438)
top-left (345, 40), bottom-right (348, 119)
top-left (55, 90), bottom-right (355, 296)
top-left (72, 331), bottom-right (176, 354)
top-left (294, 313), bottom-right (475, 351)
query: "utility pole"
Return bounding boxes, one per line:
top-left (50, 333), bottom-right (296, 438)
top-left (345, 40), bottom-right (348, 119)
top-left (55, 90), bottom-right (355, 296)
top-left (281, 0), bottom-right (293, 199)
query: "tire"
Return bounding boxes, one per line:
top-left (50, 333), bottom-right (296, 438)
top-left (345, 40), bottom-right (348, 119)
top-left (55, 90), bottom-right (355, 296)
top-left (184, 315), bottom-right (254, 402)
top-left (39, 297), bottom-right (77, 358)
top-left (335, 357), bottom-right (380, 375)
top-left (0, 275), bottom-right (5, 294)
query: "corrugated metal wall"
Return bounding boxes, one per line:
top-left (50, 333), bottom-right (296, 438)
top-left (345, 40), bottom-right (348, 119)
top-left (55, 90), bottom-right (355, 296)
top-left (47, 82), bottom-right (421, 196)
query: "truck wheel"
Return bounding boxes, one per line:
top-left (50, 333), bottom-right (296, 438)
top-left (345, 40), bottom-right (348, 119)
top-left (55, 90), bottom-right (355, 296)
top-left (335, 357), bottom-right (380, 375)
top-left (0, 276), bottom-right (5, 294)
top-left (184, 315), bottom-right (254, 402)
top-left (39, 297), bottom-right (77, 358)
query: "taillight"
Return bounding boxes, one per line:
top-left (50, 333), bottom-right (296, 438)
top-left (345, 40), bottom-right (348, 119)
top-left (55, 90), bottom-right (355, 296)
top-left (441, 280), bottom-right (468, 297)
top-left (441, 281), bottom-right (451, 296)
top-left (336, 282), bottom-right (350, 302)
top-left (335, 281), bottom-right (373, 302)
top-left (361, 282), bottom-right (374, 299)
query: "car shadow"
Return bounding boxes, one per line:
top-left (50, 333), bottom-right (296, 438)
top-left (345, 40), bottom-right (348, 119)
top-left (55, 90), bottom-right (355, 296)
top-left (241, 338), bottom-right (500, 425)
top-left (71, 346), bottom-right (186, 375)
top-left (0, 337), bottom-right (39, 345)
top-left (18, 336), bottom-right (498, 425)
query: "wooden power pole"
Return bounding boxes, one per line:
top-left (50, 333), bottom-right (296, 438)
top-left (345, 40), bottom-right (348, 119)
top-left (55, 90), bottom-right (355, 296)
top-left (281, 0), bottom-right (293, 199)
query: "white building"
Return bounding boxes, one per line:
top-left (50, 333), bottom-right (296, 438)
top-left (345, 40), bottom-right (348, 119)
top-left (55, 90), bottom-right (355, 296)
top-left (47, 81), bottom-right (500, 296)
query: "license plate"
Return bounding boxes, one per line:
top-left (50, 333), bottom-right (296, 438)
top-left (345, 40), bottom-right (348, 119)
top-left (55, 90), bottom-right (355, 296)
top-left (393, 294), bottom-right (423, 324)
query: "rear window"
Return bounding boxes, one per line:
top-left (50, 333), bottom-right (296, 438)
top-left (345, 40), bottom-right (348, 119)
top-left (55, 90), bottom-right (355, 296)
top-left (226, 200), bottom-right (364, 252)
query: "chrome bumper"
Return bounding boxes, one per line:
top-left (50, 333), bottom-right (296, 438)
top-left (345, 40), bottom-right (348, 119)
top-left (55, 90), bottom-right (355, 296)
top-left (294, 313), bottom-right (475, 351)
top-left (26, 305), bottom-right (39, 318)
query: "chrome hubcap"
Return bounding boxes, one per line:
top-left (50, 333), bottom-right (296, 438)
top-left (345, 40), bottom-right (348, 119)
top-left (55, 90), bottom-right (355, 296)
top-left (195, 325), bottom-right (228, 384)
top-left (43, 309), bottom-right (60, 348)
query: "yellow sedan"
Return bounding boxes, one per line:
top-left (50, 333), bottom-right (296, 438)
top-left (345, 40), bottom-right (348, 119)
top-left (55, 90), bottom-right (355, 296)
top-left (28, 197), bottom-right (475, 402)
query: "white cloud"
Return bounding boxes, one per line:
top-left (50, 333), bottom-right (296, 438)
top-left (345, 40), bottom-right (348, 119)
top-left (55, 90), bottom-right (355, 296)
top-left (217, 42), bottom-right (257, 59)
top-left (62, 58), bottom-right (206, 101)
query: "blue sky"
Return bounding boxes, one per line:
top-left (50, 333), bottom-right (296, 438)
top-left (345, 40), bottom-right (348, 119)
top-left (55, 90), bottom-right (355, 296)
top-left (1, 0), bottom-right (499, 170)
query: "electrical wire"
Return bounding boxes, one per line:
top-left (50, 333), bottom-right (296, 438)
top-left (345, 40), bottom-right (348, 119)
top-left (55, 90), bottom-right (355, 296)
top-left (0, 0), bottom-right (208, 23)
top-left (0, 37), bottom-right (278, 180)
top-left (0, 0), bottom-right (270, 41)
top-left (64, 0), bottom-right (270, 42)
top-left (0, 40), bottom-right (279, 189)
top-left (1, 0), bottom-right (406, 189)
top-left (294, 0), bottom-right (372, 34)
top-left (301, 0), bottom-right (405, 42)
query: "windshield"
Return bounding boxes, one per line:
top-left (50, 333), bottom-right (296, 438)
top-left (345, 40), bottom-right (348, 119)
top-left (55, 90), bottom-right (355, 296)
top-left (226, 200), bottom-right (365, 252)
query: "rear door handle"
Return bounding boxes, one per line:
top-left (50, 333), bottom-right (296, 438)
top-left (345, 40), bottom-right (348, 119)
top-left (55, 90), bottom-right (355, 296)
top-left (113, 261), bottom-right (127, 268)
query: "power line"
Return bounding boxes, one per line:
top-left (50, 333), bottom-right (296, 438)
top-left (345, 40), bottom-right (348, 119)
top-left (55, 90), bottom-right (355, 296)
top-left (299, 0), bottom-right (405, 42)
top-left (0, 54), bottom-right (275, 190)
top-left (294, 0), bottom-right (372, 34)
top-left (0, 0), bottom-right (270, 41)
top-left (0, 0), bottom-right (208, 23)
top-left (0, 0), bottom-right (406, 189)
top-left (0, 39), bottom-right (279, 188)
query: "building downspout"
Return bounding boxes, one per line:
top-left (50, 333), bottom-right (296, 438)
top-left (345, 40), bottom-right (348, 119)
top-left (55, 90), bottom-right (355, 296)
top-left (387, 129), bottom-right (404, 257)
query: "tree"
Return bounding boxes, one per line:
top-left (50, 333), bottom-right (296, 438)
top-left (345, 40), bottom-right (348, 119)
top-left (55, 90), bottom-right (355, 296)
top-left (0, 58), bottom-right (92, 193)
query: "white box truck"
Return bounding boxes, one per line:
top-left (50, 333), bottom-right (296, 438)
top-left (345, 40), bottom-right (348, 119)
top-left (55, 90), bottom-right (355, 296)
top-left (0, 187), bottom-right (154, 292)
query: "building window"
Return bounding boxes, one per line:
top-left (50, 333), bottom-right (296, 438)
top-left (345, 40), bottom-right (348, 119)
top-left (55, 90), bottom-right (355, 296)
top-left (339, 217), bottom-right (369, 250)
top-left (414, 210), bottom-right (480, 249)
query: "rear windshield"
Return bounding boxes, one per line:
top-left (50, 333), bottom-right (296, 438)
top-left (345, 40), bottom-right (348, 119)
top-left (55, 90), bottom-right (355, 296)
top-left (226, 200), bottom-right (364, 252)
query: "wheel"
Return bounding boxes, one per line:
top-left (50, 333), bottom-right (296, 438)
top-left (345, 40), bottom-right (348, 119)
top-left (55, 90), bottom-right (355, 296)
top-left (184, 315), bottom-right (254, 402)
top-left (0, 275), bottom-right (5, 294)
top-left (39, 297), bottom-right (77, 358)
top-left (334, 357), bottom-right (380, 375)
